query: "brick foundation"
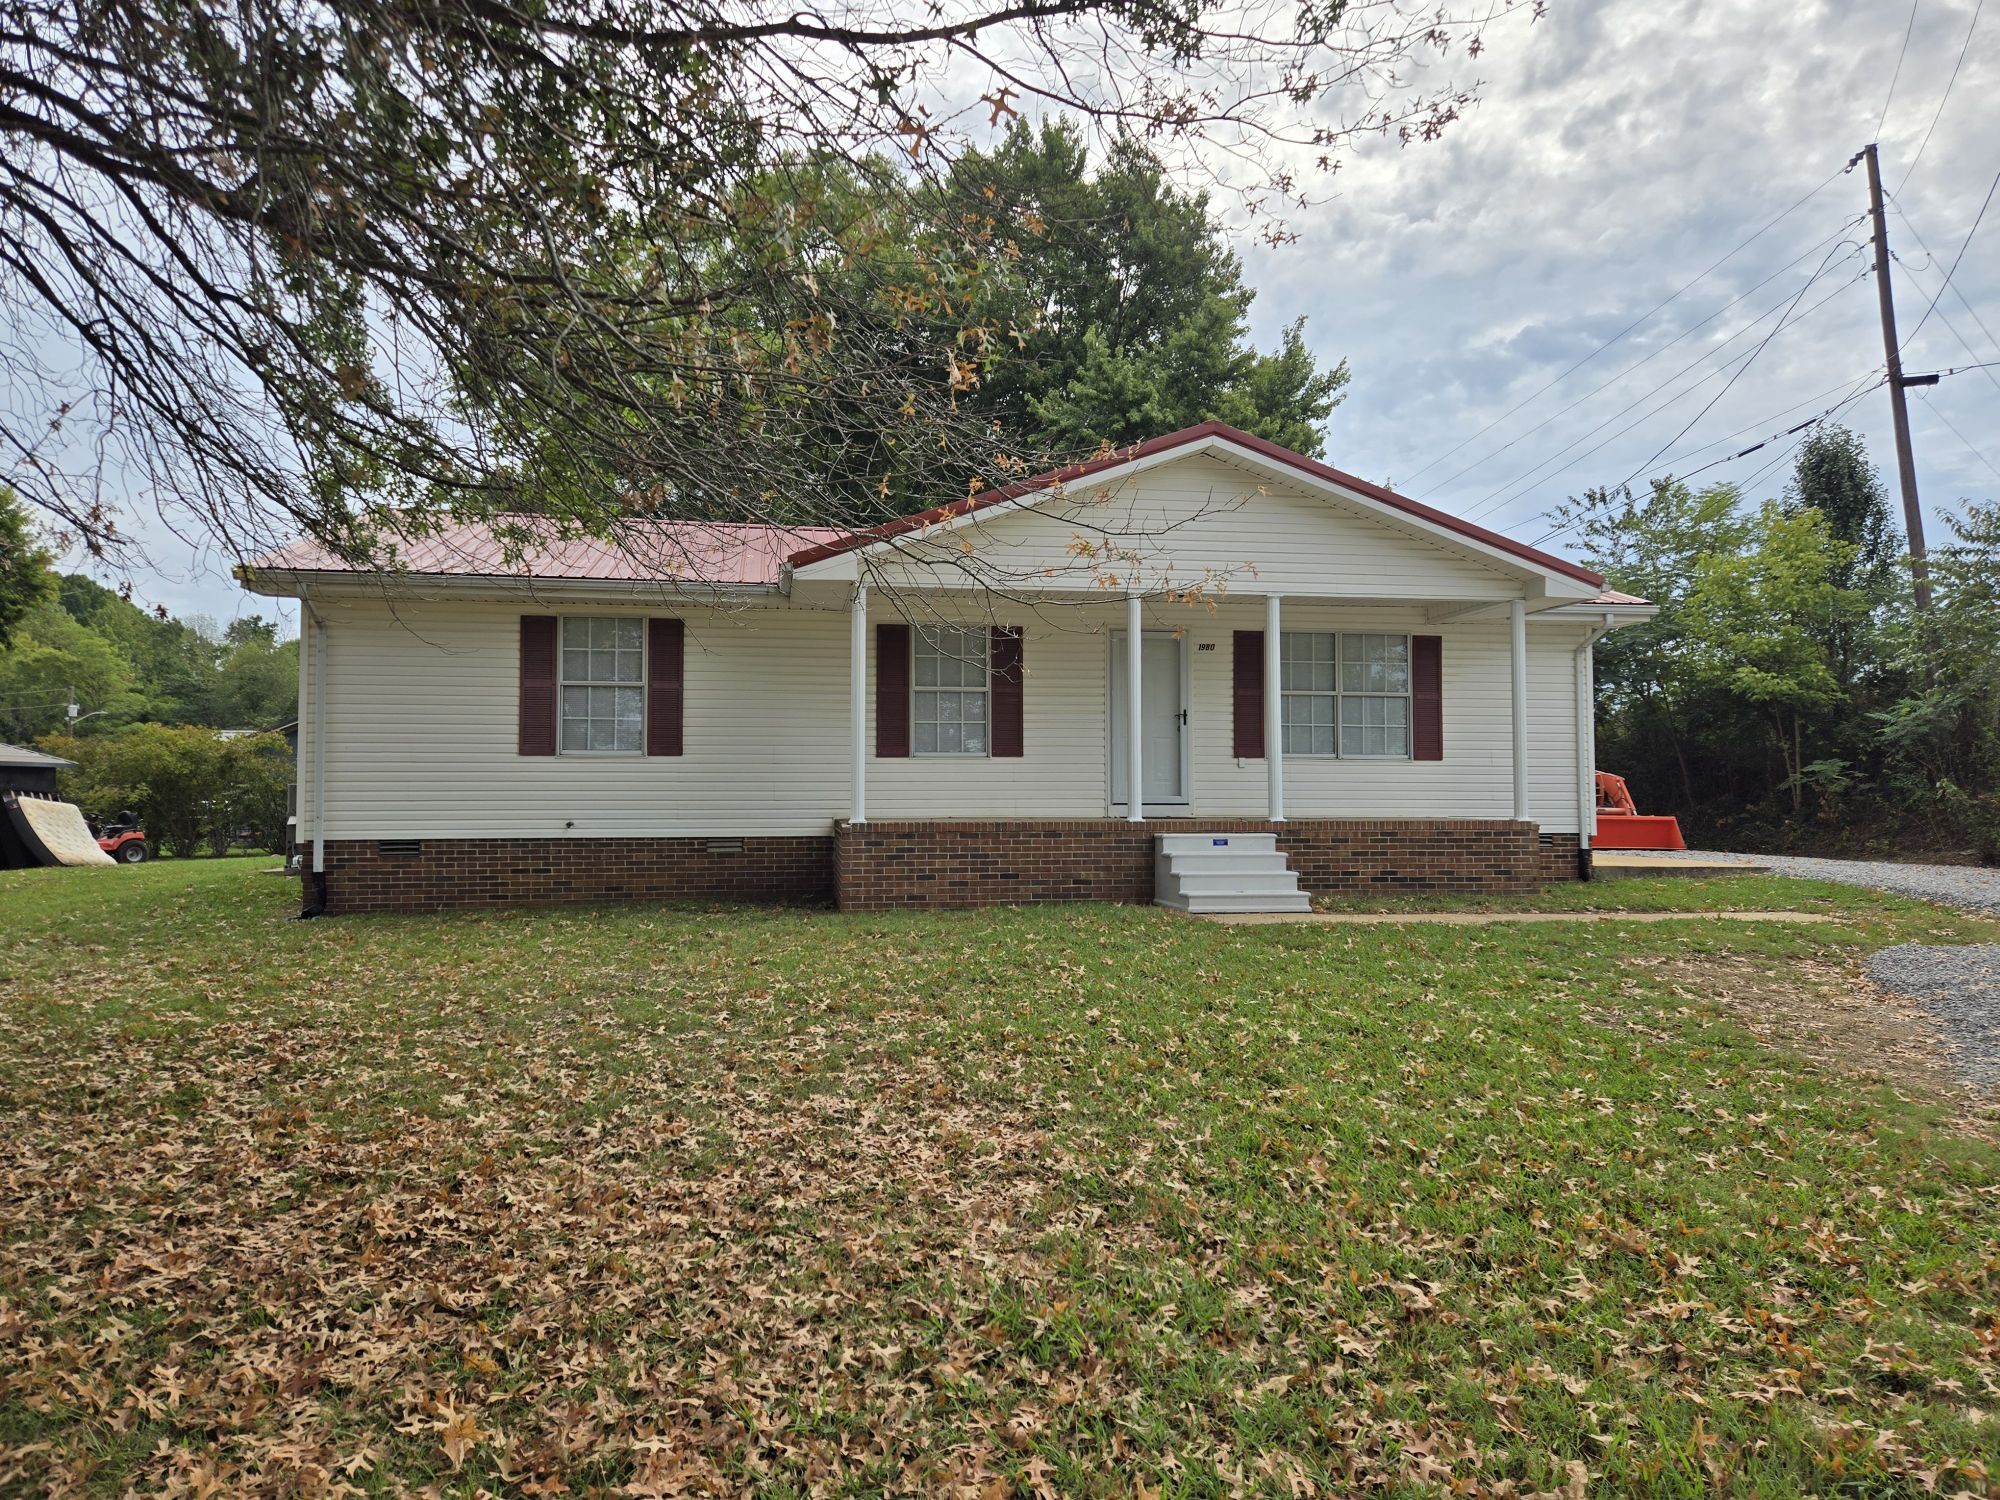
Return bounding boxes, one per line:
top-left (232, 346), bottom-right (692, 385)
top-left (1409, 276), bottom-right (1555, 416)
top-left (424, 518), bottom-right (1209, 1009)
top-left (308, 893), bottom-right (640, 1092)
top-left (311, 836), bottom-right (833, 915)
top-left (307, 822), bottom-right (1583, 915)
top-left (834, 819), bottom-right (1582, 912)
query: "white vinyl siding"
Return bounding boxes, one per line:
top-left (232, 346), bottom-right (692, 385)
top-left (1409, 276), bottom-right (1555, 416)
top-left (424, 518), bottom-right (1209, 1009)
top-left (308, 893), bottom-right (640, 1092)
top-left (296, 594), bottom-right (1587, 840)
top-left (823, 454), bottom-right (1526, 601)
top-left (560, 617), bottom-right (644, 753)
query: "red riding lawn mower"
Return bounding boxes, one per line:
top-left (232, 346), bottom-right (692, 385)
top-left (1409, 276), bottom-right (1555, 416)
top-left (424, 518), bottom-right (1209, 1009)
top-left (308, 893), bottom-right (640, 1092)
top-left (1593, 773), bottom-right (1686, 851)
top-left (89, 810), bottom-right (149, 863)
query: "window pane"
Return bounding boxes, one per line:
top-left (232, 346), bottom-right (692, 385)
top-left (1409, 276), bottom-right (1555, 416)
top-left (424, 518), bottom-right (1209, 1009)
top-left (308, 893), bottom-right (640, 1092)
top-left (1281, 632), bottom-right (1336, 692)
top-left (1340, 634), bottom-right (1410, 694)
top-left (914, 651), bottom-right (938, 687)
top-left (563, 648), bottom-right (590, 681)
top-left (591, 649), bottom-right (617, 681)
top-left (561, 715), bottom-right (589, 750)
top-left (963, 724), bottom-right (988, 754)
top-left (610, 619), bottom-right (642, 651)
top-left (562, 618), bottom-right (590, 649)
top-left (1341, 695), bottom-right (1410, 757)
top-left (915, 722), bottom-right (938, 754)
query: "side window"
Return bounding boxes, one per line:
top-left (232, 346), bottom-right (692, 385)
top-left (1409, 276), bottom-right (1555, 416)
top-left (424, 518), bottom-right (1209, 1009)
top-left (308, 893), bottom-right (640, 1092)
top-left (560, 617), bottom-right (644, 752)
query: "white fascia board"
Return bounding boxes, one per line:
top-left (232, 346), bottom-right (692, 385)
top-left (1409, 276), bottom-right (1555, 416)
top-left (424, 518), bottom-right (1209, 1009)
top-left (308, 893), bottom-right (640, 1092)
top-left (238, 568), bottom-right (789, 606)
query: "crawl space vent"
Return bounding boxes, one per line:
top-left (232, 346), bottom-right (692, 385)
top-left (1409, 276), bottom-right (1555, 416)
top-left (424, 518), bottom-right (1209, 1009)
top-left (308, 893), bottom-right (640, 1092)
top-left (376, 839), bottom-right (423, 858)
top-left (704, 837), bottom-right (745, 854)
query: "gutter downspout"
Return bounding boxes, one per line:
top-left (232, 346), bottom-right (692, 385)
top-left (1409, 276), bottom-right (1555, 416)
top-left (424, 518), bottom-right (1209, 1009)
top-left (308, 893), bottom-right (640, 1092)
top-left (297, 595), bottom-right (330, 918)
top-left (1574, 611), bottom-right (1615, 880)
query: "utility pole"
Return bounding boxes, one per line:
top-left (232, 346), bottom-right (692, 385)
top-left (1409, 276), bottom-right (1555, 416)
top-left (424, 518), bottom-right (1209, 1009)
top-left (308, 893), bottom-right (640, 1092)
top-left (1858, 142), bottom-right (1932, 609)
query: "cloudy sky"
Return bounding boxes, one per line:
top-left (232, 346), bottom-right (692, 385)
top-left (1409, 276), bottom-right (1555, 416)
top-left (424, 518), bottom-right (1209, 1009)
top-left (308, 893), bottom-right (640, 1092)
top-left (65, 0), bottom-right (2000, 631)
top-left (1243, 0), bottom-right (1999, 556)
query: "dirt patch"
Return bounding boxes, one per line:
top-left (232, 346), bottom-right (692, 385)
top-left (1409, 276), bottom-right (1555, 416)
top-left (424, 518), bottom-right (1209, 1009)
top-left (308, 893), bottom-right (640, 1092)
top-left (1625, 951), bottom-right (1997, 1126)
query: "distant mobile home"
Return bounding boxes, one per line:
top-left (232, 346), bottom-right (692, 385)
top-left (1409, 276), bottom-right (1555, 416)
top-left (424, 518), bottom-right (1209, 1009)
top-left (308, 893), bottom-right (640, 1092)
top-left (239, 421), bottom-right (1653, 915)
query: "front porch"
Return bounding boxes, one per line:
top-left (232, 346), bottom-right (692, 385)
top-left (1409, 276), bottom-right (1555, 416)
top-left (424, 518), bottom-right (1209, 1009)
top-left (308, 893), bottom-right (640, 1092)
top-left (833, 817), bottom-right (1580, 912)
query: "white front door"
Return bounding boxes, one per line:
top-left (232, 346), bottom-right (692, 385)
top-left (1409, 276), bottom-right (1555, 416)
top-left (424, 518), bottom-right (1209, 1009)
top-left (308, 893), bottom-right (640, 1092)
top-left (1110, 632), bottom-right (1188, 807)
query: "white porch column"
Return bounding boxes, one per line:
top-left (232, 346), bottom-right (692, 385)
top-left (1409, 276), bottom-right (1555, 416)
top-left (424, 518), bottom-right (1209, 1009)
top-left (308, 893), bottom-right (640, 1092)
top-left (1509, 596), bottom-right (1529, 823)
top-left (1126, 593), bottom-right (1144, 822)
top-left (849, 582), bottom-right (868, 825)
top-left (1264, 594), bottom-right (1284, 821)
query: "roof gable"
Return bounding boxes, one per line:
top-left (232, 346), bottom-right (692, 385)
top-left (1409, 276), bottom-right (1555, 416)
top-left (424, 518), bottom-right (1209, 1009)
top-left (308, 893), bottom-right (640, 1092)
top-left (787, 421), bottom-right (1605, 590)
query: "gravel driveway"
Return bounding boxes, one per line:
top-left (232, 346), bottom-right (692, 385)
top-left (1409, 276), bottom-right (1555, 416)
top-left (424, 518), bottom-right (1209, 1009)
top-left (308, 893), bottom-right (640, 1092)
top-left (1673, 851), bottom-right (2000, 1094)
top-left (1866, 945), bottom-right (2000, 1095)
top-left (1678, 849), bottom-right (2000, 916)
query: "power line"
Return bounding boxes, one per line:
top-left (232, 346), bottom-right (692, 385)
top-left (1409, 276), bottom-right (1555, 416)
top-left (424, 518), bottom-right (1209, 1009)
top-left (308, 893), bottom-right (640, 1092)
top-left (1900, 163), bottom-right (2000, 351)
top-left (1614, 237), bottom-right (1866, 492)
top-left (1888, 194), bottom-right (2000, 361)
top-left (1416, 216), bottom-right (1867, 500)
top-left (1918, 387), bottom-right (2000, 485)
top-left (1877, 0), bottom-right (1922, 140)
top-left (1894, 0), bottom-right (1983, 195)
top-left (1635, 373), bottom-right (1887, 480)
top-left (1397, 166), bottom-right (1851, 491)
top-left (1526, 373), bottom-right (1885, 549)
top-left (1459, 262), bottom-right (1868, 525)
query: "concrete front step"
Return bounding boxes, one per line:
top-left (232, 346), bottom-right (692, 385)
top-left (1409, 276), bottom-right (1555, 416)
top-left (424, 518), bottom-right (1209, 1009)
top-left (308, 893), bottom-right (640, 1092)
top-left (1154, 831), bottom-right (1308, 914)
top-left (1157, 888), bottom-right (1313, 914)
top-left (1155, 832), bottom-right (1279, 856)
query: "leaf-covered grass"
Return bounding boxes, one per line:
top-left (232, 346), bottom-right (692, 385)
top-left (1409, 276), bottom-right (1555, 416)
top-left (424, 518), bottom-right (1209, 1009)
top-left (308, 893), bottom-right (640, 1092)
top-left (4, 858), bottom-right (2000, 1495)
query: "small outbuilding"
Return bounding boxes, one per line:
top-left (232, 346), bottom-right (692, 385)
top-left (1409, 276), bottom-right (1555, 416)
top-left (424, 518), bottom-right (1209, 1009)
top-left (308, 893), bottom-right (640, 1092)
top-left (0, 741), bottom-right (76, 798)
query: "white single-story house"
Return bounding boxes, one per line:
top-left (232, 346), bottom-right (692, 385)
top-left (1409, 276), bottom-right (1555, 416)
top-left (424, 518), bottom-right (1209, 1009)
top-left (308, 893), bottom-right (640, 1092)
top-left (240, 421), bottom-right (1654, 914)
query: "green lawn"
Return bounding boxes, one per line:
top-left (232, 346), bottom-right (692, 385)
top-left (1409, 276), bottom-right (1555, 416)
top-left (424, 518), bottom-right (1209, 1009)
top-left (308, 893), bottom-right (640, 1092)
top-left (4, 860), bottom-right (2000, 1495)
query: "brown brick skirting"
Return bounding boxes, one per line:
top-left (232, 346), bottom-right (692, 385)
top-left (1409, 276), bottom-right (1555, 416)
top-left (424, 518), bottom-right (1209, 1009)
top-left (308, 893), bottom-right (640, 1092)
top-left (834, 819), bottom-right (1582, 912)
top-left (312, 836), bottom-right (832, 915)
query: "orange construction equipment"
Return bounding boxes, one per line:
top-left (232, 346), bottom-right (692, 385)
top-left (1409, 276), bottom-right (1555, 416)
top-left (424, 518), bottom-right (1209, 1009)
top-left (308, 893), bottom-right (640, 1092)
top-left (1592, 772), bottom-right (1687, 851)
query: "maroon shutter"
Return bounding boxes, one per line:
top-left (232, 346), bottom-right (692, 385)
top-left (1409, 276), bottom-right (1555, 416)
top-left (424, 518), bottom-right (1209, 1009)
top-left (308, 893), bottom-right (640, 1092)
top-left (1232, 630), bottom-right (1265, 759)
top-left (876, 623), bottom-right (911, 757)
top-left (990, 626), bottom-right (1024, 757)
top-left (1412, 634), bottom-right (1443, 761)
top-left (519, 615), bottom-right (558, 756)
top-left (647, 618), bottom-right (684, 756)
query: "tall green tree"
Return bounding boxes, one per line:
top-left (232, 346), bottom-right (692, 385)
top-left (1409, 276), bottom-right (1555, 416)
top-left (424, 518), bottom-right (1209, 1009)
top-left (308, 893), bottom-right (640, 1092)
top-left (1683, 503), bottom-right (1866, 814)
top-left (0, 489), bottom-right (53, 649)
top-left (1784, 424), bottom-right (1900, 596)
top-left (1550, 477), bottom-right (1750, 810)
top-left (946, 124), bottom-right (1349, 457)
top-left (0, 0), bottom-right (1494, 574)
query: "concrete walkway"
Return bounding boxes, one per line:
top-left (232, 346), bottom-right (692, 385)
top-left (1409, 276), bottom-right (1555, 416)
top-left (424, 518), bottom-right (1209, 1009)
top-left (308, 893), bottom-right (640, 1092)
top-left (1206, 909), bottom-right (1834, 926)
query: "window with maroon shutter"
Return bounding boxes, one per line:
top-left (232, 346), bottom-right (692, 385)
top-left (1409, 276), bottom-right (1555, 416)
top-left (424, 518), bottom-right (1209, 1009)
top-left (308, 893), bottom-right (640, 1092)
top-left (876, 622), bottom-right (911, 757)
top-left (518, 615), bottom-right (558, 756)
top-left (646, 618), bottom-right (684, 756)
top-left (1232, 630), bottom-right (1265, 758)
top-left (990, 626), bottom-right (1024, 757)
top-left (1411, 634), bottom-right (1443, 760)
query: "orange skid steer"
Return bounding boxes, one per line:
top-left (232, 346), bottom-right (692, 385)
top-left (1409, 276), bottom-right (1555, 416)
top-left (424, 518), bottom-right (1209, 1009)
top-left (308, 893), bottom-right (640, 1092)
top-left (1592, 772), bottom-right (1686, 851)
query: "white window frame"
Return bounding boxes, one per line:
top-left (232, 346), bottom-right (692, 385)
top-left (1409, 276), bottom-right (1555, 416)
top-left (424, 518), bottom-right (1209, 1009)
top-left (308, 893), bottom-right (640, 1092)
top-left (1279, 631), bottom-right (1413, 760)
top-left (558, 615), bottom-right (647, 756)
top-left (911, 626), bottom-right (992, 758)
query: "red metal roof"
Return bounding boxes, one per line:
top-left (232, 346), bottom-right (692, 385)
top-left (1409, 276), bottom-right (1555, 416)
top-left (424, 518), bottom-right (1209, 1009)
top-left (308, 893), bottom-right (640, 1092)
top-left (249, 517), bottom-right (845, 586)
top-left (784, 420), bottom-right (1607, 589)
